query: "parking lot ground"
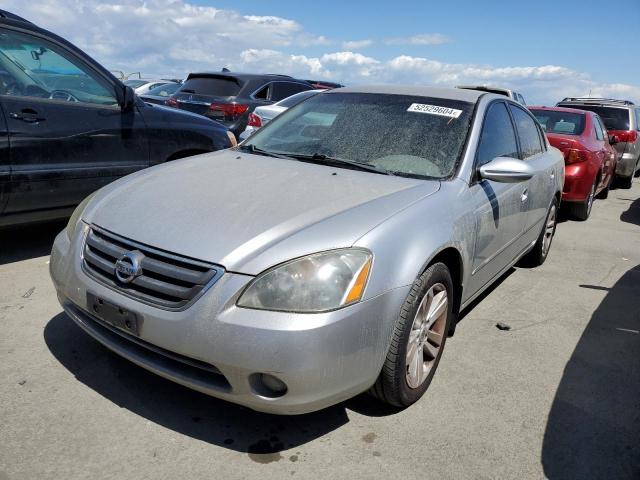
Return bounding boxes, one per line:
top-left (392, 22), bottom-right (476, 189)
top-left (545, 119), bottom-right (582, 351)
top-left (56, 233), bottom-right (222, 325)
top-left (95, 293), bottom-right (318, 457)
top-left (1, 180), bottom-right (639, 480)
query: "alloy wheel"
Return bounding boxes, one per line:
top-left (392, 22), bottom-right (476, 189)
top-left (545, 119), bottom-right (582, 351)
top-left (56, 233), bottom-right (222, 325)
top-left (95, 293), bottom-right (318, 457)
top-left (405, 283), bottom-right (448, 389)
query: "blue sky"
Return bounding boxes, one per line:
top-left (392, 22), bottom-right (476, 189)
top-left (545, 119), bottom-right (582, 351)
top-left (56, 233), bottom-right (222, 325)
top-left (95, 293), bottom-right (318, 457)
top-left (194, 0), bottom-right (639, 85)
top-left (5, 0), bottom-right (640, 104)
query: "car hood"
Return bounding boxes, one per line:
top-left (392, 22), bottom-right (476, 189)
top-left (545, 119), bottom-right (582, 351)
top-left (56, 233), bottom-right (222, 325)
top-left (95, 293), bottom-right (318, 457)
top-left (85, 150), bottom-right (440, 274)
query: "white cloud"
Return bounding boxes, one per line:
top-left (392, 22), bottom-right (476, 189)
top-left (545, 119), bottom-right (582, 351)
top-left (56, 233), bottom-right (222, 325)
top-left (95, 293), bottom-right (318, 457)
top-left (3, 0), bottom-right (638, 104)
top-left (342, 39), bottom-right (373, 50)
top-left (385, 33), bottom-right (452, 46)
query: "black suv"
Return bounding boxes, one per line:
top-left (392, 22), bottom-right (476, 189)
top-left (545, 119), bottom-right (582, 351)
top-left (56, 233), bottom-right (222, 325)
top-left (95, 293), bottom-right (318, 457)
top-left (0, 11), bottom-right (233, 227)
top-left (167, 72), bottom-right (317, 137)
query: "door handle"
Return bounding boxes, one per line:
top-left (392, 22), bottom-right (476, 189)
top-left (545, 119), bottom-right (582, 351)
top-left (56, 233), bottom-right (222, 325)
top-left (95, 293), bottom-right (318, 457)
top-left (521, 189), bottom-right (528, 203)
top-left (9, 110), bottom-right (45, 124)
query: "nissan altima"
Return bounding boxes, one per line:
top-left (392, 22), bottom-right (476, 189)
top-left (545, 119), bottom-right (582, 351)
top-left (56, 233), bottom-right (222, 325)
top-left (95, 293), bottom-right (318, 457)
top-left (50, 85), bottom-right (564, 414)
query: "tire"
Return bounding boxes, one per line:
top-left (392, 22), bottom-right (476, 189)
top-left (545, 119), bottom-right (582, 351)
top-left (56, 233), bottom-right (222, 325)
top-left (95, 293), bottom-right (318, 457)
top-left (520, 197), bottom-right (558, 267)
top-left (597, 178), bottom-right (610, 199)
top-left (619, 175), bottom-right (633, 189)
top-left (569, 179), bottom-right (596, 221)
top-left (370, 262), bottom-right (454, 408)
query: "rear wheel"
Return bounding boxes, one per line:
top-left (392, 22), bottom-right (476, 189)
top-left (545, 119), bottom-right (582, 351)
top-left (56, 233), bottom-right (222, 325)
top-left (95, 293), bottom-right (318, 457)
top-left (619, 175), bottom-right (633, 189)
top-left (370, 263), bottom-right (453, 408)
top-left (569, 179), bottom-right (596, 220)
top-left (520, 198), bottom-right (558, 267)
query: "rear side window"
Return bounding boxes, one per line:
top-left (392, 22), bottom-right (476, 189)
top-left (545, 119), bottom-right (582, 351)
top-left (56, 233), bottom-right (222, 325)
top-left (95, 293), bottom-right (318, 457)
top-left (530, 109), bottom-right (585, 135)
top-left (510, 104), bottom-right (543, 158)
top-left (477, 102), bottom-right (519, 166)
top-left (560, 105), bottom-right (630, 131)
top-left (593, 116), bottom-right (604, 140)
top-left (270, 82), bottom-right (311, 102)
top-left (179, 76), bottom-right (241, 96)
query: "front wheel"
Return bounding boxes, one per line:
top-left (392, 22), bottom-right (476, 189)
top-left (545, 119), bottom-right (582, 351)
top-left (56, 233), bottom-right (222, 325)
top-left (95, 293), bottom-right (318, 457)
top-left (370, 262), bottom-right (453, 408)
top-left (520, 198), bottom-right (558, 267)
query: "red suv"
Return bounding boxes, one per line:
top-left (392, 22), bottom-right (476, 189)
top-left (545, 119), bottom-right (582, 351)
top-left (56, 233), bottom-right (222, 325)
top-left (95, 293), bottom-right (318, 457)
top-left (530, 106), bottom-right (617, 220)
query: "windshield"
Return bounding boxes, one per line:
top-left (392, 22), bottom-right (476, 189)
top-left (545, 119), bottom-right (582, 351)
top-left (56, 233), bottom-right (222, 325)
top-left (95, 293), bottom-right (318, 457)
top-left (530, 109), bottom-right (585, 135)
top-left (561, 105), bottom-right (630, 131)
top-left (244, 92), bottom-right (474, 179)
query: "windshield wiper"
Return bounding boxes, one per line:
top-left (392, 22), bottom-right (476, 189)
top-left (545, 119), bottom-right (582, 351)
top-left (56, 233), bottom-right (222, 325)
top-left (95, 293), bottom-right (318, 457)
top-left (239, 144), bottom-right (298, 161)
top-left (286, 153), bottom-right (395, 176)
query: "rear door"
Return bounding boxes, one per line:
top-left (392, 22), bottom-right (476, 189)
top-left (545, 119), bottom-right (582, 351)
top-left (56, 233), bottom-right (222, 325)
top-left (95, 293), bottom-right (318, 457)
top-left (508, 103), bottom-right (556, 239)
top-left (594, 115), bottom-right (616, 189)
top-left (0, 26), bottom-right (148, 215)
top-left (0, 100), bottom-right (8, 214)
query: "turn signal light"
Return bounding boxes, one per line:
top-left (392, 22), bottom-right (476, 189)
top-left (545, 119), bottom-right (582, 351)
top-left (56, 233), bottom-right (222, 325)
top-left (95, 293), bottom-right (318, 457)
top-left (209, 103), bottom-right (248, 119)
top-left (564, 149), bottom-right (588, 164)
top-left (609, 130), bottom-right (638, 143)
top-left (247, 112), bottom-right (262, 128)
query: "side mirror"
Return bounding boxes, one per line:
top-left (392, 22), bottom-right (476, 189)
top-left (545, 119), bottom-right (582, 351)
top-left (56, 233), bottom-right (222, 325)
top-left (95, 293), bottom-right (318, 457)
top-left (608, 134), bottom-right (619, 145)
top-left (120, 86), bottom-right (136, 111)
top-left (478, 157), bottom-right (534, 183)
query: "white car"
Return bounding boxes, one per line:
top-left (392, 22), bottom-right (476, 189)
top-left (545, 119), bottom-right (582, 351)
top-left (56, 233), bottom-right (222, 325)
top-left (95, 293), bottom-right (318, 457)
top-left (239, 89), bottom-right (324, 141)
top-left (456, 85), bottom-right (527, 106)
top-left (123, 79), bottom-right (179, 96)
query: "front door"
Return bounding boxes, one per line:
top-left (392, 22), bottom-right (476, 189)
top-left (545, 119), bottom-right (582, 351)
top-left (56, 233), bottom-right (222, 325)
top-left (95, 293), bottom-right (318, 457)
top-left (468, 101), bottom-right (529, 295)
top-left (0, 26), bottom-right (148, 216)
top-left (0, 100), bottom-right (8, 214)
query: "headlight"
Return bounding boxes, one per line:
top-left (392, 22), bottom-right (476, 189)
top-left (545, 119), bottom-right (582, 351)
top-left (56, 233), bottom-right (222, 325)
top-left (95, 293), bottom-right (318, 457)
top-left (65, 191), bottom-right (97, 239)
top-left (237, 249), bottom-right (373, 313)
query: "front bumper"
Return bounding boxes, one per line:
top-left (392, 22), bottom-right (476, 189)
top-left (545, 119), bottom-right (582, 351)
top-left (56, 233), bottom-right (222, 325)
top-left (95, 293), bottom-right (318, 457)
top-left (50, 225), bottom-right (409, 414)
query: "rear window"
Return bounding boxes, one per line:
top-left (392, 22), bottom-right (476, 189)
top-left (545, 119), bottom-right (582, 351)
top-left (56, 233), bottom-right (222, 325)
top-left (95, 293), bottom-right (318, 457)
top-left (277, 90), bottom-right (319, 108)
top-left (123, 79), bottom-right (147, 88)
top-left (559, 105), bottom-right (630, 131)
top-left (179, 76), bottom-right (242, 96)
top-left (530, 109), bottom-right (585, 135)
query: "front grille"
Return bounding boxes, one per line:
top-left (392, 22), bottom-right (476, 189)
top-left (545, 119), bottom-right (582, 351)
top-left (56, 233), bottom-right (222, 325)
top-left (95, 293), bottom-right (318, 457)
top-left (82, 226), bottom-right (223, 310)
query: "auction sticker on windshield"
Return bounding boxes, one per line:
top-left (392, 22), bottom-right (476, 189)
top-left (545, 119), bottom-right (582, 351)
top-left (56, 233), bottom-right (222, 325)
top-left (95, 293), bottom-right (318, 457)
top-left (407, 103), bottom-right (463, 119)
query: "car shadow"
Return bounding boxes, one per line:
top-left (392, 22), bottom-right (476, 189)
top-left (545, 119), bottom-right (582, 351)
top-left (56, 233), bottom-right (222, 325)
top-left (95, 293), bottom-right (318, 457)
top-left (0, 220), bottom-right (66, 265)
top-left (620, 196), bottom-right (640, 226)
top-left (43, 312), bottom-right (398, 459)
top-left (541, 265), bottom-right (640, 479)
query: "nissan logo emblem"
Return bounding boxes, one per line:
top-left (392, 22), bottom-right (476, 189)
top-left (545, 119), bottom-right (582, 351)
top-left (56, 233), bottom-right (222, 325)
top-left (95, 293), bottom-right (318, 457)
top-left (114, 250), bottom-right (144, 283)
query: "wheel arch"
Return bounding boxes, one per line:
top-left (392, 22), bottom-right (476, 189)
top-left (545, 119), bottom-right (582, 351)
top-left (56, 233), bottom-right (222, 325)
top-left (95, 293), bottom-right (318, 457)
top-left (422, 246), bottom-right (464, 335)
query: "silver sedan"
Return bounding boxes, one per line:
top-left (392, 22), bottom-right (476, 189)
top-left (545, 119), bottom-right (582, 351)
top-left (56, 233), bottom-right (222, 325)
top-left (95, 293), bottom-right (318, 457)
top-left (50, 85), bottom-right (564, 414)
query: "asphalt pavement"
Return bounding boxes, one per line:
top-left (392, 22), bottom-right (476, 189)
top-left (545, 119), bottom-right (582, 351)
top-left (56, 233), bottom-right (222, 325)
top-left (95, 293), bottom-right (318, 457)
top-left (1, 179), bottom-right (639, 480)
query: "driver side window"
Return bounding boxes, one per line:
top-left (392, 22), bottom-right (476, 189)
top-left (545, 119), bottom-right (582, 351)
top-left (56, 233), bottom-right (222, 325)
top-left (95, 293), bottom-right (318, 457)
top-left (477, 102), bottom-right (519, 166)
top-left (0, 28), bottom-right (117, 106)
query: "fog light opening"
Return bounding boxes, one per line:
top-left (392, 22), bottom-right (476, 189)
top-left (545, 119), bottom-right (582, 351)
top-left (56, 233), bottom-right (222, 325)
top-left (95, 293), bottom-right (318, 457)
top-left (249, 373), bottom-right (288, 399)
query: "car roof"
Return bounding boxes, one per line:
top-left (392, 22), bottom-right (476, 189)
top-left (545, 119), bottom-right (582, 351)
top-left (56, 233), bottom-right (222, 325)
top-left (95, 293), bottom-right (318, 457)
top-left (187, 72), bottom-right (308, 83)
top-left (0, 9), bottom-right (32, 24)
top-left (558, 97), bottom-right (635, 108)
top-left (326, 85), bottom-right (486, 103)
top-left (529, 105), bottom-right (590, 115)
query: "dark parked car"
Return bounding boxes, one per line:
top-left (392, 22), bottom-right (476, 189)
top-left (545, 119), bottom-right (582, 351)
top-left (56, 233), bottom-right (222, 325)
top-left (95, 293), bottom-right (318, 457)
top-left (0, 11), bottom-right (234, 227)
top-left (556, 98), bottom-right (640, 188)
top-left (139, 82), bottom-right (182, 105)
top-left (166, 72), bottom-right (316, 137)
